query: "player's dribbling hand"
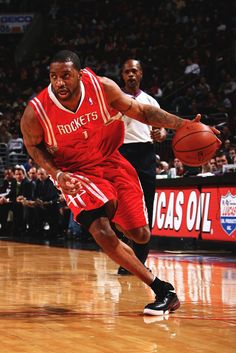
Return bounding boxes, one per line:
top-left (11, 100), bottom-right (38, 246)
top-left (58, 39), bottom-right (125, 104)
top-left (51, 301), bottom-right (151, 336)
top-left (182, 114), bottom-right (221, 135)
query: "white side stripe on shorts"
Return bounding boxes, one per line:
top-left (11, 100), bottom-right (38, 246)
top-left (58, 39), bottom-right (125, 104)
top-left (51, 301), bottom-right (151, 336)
top-left (72, 174), bottom-right (109, 204)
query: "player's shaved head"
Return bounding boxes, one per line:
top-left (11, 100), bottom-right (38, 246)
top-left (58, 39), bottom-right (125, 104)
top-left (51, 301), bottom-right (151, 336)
top-left (50, 50), bottom-right (81, 71)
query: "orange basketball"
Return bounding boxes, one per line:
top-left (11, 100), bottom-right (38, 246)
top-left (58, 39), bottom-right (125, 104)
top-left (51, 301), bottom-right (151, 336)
top-left (172, 122), bottom-right (221, 167)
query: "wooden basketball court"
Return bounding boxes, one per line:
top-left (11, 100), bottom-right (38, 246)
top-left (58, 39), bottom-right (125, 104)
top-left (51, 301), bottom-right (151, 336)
top-left (0, 240), bottom-right (235, 353)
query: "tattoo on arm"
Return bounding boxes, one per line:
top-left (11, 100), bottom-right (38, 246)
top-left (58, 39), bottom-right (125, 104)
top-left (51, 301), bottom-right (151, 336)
top-left (143, 106), bottom-right (184, 130)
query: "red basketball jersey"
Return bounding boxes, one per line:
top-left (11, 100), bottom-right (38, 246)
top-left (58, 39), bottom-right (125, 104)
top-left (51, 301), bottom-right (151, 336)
top-left (28, 68), bottom-right (148, 229)
top-left (29, 68), bottom-right (124, 172)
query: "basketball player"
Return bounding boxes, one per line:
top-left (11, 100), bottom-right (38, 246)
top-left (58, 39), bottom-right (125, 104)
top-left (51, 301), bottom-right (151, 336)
top-left (21, 50), bottom-right (208, 315)
top-left (117, 59), bottom-right (167, 275)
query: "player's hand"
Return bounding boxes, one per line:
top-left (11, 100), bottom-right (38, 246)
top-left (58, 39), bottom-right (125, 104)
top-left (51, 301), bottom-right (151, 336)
top-left (151, 127), bottom-right (167, 143)
top-left (56, 171), bottom-right (83, 196)
top-left (181, 114), bottom-right (221, 135)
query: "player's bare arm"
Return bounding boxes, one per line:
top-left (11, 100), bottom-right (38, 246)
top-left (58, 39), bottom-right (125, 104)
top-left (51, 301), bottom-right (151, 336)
top-left (21, 106), bottom-right (80, 195)
top-left (101, 76), bottom-right (188, 130)
top-left (21, 105), bottom-right (59, 178)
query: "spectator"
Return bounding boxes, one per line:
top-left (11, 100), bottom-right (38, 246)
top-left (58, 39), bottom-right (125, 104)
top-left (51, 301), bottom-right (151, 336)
top-left (214, 151), bottom-right (229, 175)
top-left (7, 129), bottom-right (25, 167)
top-left (228, 147), bottom-right (236, 164)
top-left (22, 166), bottom-right (39, 232)
top-left (0, 167), bottom-right (16, 233)
top-left (7, 130), bottom-right (24, 154)
top-left (33, 167), bottom-right (61, 239)
top-left (3, 165), bottom-right (33, 233)
top-left (184, 57), bottom-right (200, 75)
top-left (173, 157), bottom-right (185, 177)
top-left (24, 157), bottom-right (37, 173)
top-left (197, 162), bottom-right (215, 177)
top-left (218, 72), bottom-right (236, 97)
top-left (209, 157), bottom-right (217, 173)
top-left (221, 139), bottom-right (231, 155)
top-left (0, 124), bottom-right (12, 144)
top-left (156, 160), bottom-right (169, 175)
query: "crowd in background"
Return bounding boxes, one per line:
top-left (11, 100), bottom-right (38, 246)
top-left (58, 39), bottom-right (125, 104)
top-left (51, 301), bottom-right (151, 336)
top-left (0, 0), bottom-right (236, 239)
top-left (0, 161), bottom-right (91, 240)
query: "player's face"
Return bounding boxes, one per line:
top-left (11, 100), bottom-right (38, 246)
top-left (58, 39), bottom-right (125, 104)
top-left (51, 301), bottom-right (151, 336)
top-left (121, 60), bottom-right (143, 91)
top-left (49, 62), bottom-right (82, 102)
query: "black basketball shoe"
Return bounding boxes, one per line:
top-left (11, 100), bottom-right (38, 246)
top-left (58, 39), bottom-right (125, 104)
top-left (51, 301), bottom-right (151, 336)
top-left (117, 266), bottom-right (131, 275)
top-left (117, 266), bottom-right (152, 275)
top-left (144, 287), bottom-right (180, 316)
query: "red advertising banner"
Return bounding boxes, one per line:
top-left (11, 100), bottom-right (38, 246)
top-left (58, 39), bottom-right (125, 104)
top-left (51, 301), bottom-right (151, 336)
top-left (152, 186), bottom-right (236, 242)
top-left (152, 188), bottom-right (202, 238)
top-left (201, 187), bottom-right (236, 241)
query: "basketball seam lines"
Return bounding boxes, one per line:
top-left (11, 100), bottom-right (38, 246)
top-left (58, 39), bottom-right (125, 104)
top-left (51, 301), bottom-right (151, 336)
top-left (173, 131), bottom-right (216, 152)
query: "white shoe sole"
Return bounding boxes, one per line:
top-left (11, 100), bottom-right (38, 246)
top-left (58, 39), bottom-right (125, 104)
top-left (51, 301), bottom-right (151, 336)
top-left (143, 308), bottom-right (170, 316)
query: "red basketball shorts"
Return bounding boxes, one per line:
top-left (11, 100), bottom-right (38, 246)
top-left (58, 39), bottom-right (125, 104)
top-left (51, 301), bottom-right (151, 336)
top-left (56, 151), bottom-right (148, 231)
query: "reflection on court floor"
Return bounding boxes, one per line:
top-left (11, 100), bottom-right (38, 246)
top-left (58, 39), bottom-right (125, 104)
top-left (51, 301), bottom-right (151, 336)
top-left (0, 241), bottom-right (235, 353)
top-left (147, 252), bottom-right (236, 308)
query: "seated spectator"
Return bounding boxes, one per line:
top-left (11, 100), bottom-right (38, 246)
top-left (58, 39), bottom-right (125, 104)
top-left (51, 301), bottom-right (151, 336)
top-left (25, 167), bottom-right (61, 238)
top-left (156, 160), bottom-right (169, 175)
top-left (0, 124), bottom-right (12, 144)
top-left (228, 147), bottom-right (236, 164)
top-left (7, 130), bottom-right (24, 154)
top-left (218, 72), bottom-right (236, 97)
top-left (221, 139), bottom-right (231, 156)
top-left (0, 168), bottom-right (15, 195)
top-left (14, 165), bottom-right (33, 232)
top-left (24, 157), bottom-right (37, 173)
top-left (173, 158), bottom-right (185, 177)
top-left (214, 150), bottom-right (229, 175)
top-left (209, 157), bottom-right (217, 173)
top-left (0, 165), bottom-right (33, 234)
top-left (0, 167), bottom-right (16, 233)
top-left (23, 166), bottom-right (39, 231)
top-left (197, 162), bottom-right (215, 177)
top-left (7, 130), bottom-right (25, 166)
top-left (184, 57), bottom-right (200, 75)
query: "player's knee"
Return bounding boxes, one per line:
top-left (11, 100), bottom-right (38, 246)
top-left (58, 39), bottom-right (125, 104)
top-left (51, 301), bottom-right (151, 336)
top-left (136, 227), bottom-right (150, 244)
top-left (125, 226), bottom-right (150, 244)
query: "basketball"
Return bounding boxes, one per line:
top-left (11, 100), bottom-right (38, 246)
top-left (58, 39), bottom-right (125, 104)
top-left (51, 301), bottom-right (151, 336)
top-left (172, 122), bottom-right (221, 166)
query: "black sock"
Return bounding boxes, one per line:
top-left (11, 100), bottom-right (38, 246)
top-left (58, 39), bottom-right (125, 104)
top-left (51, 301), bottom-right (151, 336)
top-left (150, 277), bottom-right (174, 296)
top-left (133, 241), bottom-right (150, 264)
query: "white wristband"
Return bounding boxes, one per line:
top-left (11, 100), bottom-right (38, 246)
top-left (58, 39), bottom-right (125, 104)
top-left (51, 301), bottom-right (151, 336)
top-left (56, 170), bottom-right (63, 182)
